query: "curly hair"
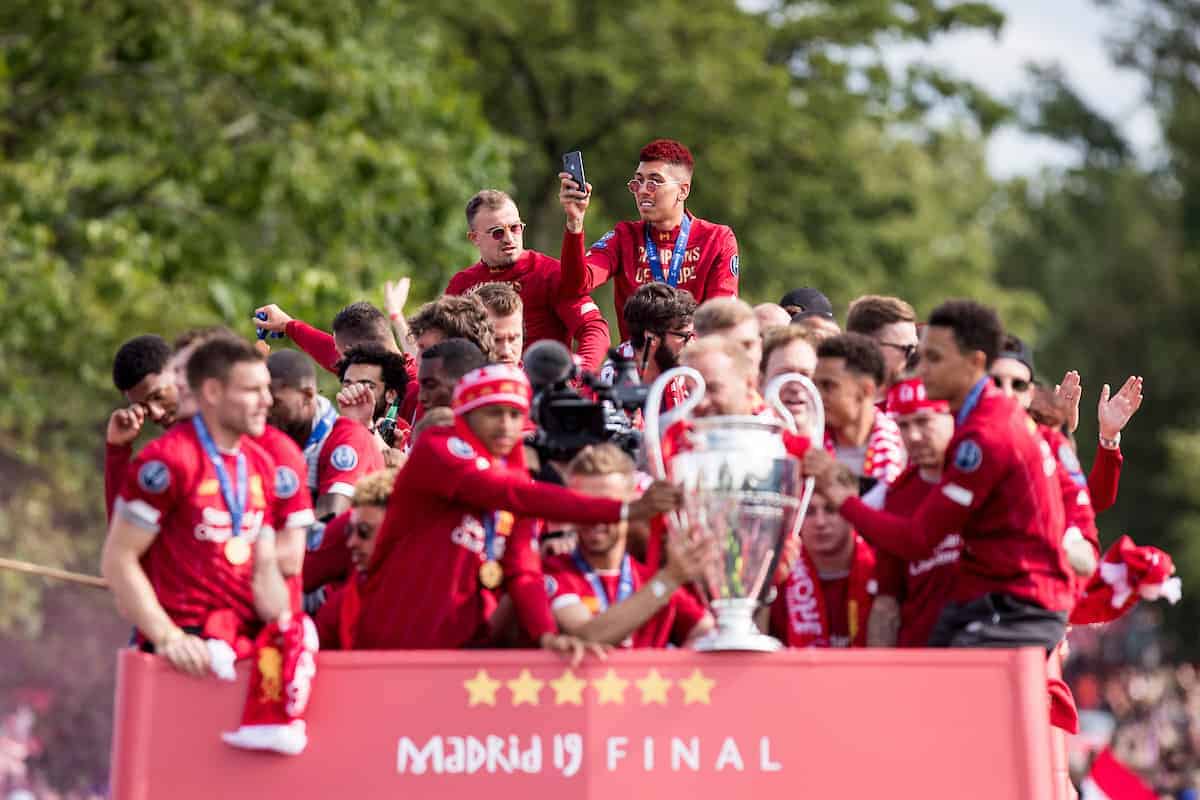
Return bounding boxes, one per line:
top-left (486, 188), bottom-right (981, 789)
top-left (407, 295), bottom-right (495, 359)
top-left (351, 468), bottom-right (398, 507)
top-left (336, 345), bottom-right (410, 405)
top-left (112, 335), bottom-right (171, 392)
top-left (468, 281), bottom-right (523, 317)
top-left (623, 283), bottom-right (697, 349)
top-left (928, 300), bottom-right (1003, 367)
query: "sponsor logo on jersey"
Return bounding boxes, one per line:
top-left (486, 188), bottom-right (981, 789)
top-left (275, 466), bottom-right (300, 500)
top-left (138, 460), bottom-right (170, 494)
top-left (330, 444), bottom-right (359, 472)
top-left (953, 440), bottom-right (982, 473)
top-left (447, 436), bottom-right (476, 459)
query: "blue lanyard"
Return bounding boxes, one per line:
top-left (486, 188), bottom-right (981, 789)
top-left (482, 512), bottom-right (499, 561)
top-left (305, 406), bottom-right (336, 452)
top-left (956, 376), bottom-right (989, 427)
top-left (192, 415), bottom-right (247, 539)
top-left (644, 214), bottom-right (692, 287)
top-left (571, 550), bottom-right (634, 612)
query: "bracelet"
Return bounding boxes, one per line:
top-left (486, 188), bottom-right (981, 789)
top-left (619, 502), bottom-right (630, 522)
top-left (389, 312), bottom-right (403, 322)
top-left (1099, 432), bottom-right (1121, 450)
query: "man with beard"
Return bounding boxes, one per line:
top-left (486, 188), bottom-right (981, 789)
top-left (446, 190), bottom-right (610, 372)
top-left (266, 350), bottom-right (383, 519)
top-left (558, 139), bottom-right (739, 340)
top-left (101, 337), bottom-right (289, 673)
top-left (543, 444), bottom-right (714, 648)
top-left (601, 283), bottom-right (697, 393)
top-left (333, 345), bottom-right (413, 455)
top-left (866, 377), bottom-right (960, 647)
top-left (807, 300), bottom-right (1074, 650)
top-left (105, 335), bottom-right (181, 519)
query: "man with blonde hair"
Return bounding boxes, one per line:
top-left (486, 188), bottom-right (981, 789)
top-left (467, 281), bottom-right (524, 366)
top-left (544, 444), bottom-right (715, 648)
top-left (694, 297), bottom-right (762, 374)
top-left (447, 189), bottom-right (609, 372)
top-left (312, 469), bottom-right (398, 650)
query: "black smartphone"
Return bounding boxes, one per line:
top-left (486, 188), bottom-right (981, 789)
top-left (562, 150), bottom-right (587, 194)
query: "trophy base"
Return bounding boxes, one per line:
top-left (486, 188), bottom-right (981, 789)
top-left (691, 598), bottom-right (783, 653)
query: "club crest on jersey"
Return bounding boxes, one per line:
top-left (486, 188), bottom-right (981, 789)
top-left (447, 436), bottom-right (476, 459)
top-left (730, 254), bottom-right (740, 276)
top-left (544, 574), bottom-right (558, 595)
top-left (954, 440), bottom-right (983, 473)
top-left (275, 466), bottom-right (300, 500)
top-left (590, 230), bottom-right (615, 250)
top-left (137, 460), bottom-right (170, 494)
top-left (1058, 442), bottom-right (1084, 480)
top-left (330, 445), bottom-right (359, 472)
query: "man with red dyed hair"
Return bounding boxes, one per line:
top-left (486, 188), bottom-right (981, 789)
top-left (558, 139), bottom-right (740, 340)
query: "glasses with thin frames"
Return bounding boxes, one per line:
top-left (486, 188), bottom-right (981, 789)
top-left (483, 223), bottom-right (526, 241)
top-left (628, 177), bottom-right (682, 194)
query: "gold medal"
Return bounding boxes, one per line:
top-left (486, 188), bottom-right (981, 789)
top-left (479, 559), bottom-right (503, 589)
top-left (224, 537), bottom-right (251, 566)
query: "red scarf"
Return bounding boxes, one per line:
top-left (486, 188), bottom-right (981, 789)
top-left (824, 411), bottom-right (905, 485)
top-left (782, 533), bottom-right (875, 648)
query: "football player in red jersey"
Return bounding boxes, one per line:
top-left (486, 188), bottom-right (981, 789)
top-left (808, 300), bottom-right (1074, 650)
top-left (814, 333), bottom-right (906, 490)
top-left (446, 190), bottom-right (610, 372)
top-left (866, 377), bottom-right (960, 647)
top-left (544, 444), bottom-right (714, 648)
top-left (266, 350), bottom-right (384, 519)
top-left (101, 337), bottom-right (289, 675)
top-left (466, 282), bottom-right (525, 366)
top-left (104, 335), bottom-right (180, 520)
top-left (768, 464), bottom-right (877, 649)
top-left (354, 364), bottom-right (681, 657)
top-left (312, 469), bottom-right (396, 650)
top-left (333, 344), bottom-right (413, 460)
top-left (558, 139), bottom-right (739, 340)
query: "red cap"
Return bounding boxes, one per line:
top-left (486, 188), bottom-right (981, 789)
top-left (452, 364), bottom-right (532, 417)
top-left (886, 378), bottom-right (949, 417)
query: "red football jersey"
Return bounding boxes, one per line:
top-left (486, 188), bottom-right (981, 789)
top-left (302, 509), bottom-right (353, 593)
top-left (315, 417), bottom-right (384, 499)
top-left (559, 212), bottom-right (739, 341)
top-left (115, 422), bottom-right (278, 632)
top-left (1040, 424), bottom-right (1100, 560)
top-left (873, 466), bottom-right (961, 647)
top-left (446, 250), bottom-right (611, 374)
top-left (841, 380), bottom-right (1074, 612)
top-left (355, 427), bottom-right (625, 649)
top-left (542, 553), bottom-right (706, 648)
top-left (252, 424), bottom-right (316, 532)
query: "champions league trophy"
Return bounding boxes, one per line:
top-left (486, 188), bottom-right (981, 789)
top-left (644, 370), bottom-right (824, 651)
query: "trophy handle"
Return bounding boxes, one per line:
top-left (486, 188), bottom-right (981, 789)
top-left (761, 373), bottom-right (825, 595)
top-left (643, 366), bottom-right (705, 481)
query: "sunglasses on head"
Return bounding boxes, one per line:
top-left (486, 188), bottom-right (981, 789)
top-left (483, 223), bottom-right (526, 241)
top-left (992, 375), bottom-right (1031, 392)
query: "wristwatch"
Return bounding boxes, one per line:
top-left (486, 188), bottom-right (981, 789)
top-left (1099, 432), bottom-right (1121, 450)
top-left (650, 578), bottom-right (671, 600)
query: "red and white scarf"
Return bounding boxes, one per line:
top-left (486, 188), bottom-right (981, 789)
top-left (824, 410), bottom-right (905, 486)
top-left (782, 533), bottom-right (876, 648)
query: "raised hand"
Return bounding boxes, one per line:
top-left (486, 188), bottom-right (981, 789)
top-left (627, 480), bottom-right (682, 521)
top-left (1054, 370), bottom-right (1082, 433)
top-left (383, 276), bottom-right (411, 321)
top-left (252, 303), bottom-right (293, 333)
top-left (1099, 376), bottom-right (1144, 441)
top-left (336, 383), bottom-right (376, 428)
top-left (558, 172), bottom-right (592, 234)
top-left (665, 530), bottom-right (716, 585)
top-left (106, 405), bottom-right (146, 447)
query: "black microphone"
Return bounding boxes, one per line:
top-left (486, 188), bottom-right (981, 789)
top-left (523, 339), bottom-right (576, 388)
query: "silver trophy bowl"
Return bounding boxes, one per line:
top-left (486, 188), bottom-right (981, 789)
top-left (644, 369), bottom-right (824, 652)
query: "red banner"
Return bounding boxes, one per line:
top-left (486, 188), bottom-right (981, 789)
top-left (111, 648), bottom-right (1054, 799)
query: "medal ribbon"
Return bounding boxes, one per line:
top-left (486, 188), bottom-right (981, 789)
top-left (956, 376), bottom-right (989, 427)
top-left (482, 512), bottom-right (499, 563)
top-left (571, 550), bottom-right (635, 612)
top-left (644, 214), bottom-right (692, 287)
top-left (193, 415), bottom-right (247, 540)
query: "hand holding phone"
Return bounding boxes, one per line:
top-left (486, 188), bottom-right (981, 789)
top-left (562, 150), bottom-right (588, 195)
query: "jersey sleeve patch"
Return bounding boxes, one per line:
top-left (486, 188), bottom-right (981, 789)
top-left (275, 466), bottom-right (301, 500)
top-left (729, 254), bottom-right (740, 276)
top-left (330, 444), bottom-right (359, 472)
top-left (137, 460), bottom-right (171, 494)
top-left (953, 440), bottom-right (983, 473)
top-left (942, 483), bottom-right (974, 507)
top-left (447, 436), bottom-right (476, 459)
top-left (590, 230), bottom-right (615, 250)
top-left (543, 574), bottom-right (558, 596)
